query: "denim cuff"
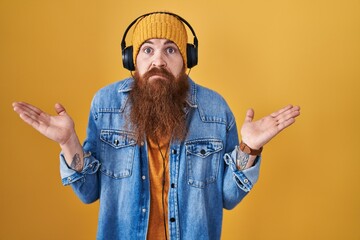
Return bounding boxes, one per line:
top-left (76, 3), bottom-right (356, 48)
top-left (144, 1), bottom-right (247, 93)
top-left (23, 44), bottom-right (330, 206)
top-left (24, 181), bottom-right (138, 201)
top-left (60, 152), bottom-right (100, 186)
top-left (224, 147), bottom-right (262, 192)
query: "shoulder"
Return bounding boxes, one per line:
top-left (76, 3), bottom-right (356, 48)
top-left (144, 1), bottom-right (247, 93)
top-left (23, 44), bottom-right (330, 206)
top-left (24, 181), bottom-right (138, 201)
top-left (194, 82), bottom-right (231, 111)
top-left (95, 78), bottom-right (133, 97)
top-left (91, 78), bottom-right (133, 108)
top-left (190, 80), bottom-right (236, 129)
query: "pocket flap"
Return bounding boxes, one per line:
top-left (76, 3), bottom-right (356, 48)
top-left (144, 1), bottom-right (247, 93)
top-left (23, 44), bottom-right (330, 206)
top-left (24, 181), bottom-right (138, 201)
top-left (186, 139), bottom-right (223, 158)
top-left (100, 130), bottom-right (136, 149)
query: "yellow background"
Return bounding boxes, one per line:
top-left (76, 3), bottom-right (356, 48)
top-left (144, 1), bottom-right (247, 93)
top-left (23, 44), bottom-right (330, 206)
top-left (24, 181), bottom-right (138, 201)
top-left (1, 0), bottom-right (359, 239)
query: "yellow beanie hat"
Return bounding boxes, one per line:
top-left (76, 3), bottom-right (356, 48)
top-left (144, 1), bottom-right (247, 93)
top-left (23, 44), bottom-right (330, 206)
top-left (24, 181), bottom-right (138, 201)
top-left (132, 12), bottom-right (188, 67)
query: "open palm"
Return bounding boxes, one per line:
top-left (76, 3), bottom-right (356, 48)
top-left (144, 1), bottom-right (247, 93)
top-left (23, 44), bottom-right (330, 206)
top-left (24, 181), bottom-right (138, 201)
top-left (240, 105), bottom-right (301, 150)
top-left (12, 102), bottom-right (75, 145)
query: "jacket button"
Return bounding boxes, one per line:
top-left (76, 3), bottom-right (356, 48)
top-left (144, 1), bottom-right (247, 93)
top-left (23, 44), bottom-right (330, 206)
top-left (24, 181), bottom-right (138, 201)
top-left (172, 149), bottom-right (177, 154)
top-left (170, 218), bottom-right (176, 222)
top-left (171, 183), bottom-right (175, 188)
top-left (200, 149), bottom-right (206, 155)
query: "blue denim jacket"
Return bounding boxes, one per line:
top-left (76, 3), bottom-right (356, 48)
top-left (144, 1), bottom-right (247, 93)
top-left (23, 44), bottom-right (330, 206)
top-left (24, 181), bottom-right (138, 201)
top-left (60, 77), bottom-right (261, 240)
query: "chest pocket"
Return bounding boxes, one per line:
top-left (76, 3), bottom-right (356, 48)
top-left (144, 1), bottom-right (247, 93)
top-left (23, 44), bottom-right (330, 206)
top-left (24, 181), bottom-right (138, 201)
top-left (185, 139), bottom-right (223, 188)
top-left (99, 130), bottom-right (136, 179)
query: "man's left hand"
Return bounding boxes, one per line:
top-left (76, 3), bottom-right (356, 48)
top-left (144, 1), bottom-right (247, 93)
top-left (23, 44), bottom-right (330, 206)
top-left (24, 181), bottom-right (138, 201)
top-left (240, 104), bottom-right (301, 150)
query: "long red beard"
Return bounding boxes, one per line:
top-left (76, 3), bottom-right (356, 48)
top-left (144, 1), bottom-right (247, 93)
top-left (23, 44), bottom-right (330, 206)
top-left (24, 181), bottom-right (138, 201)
top-left (129, 67), bottom-right (189, 142)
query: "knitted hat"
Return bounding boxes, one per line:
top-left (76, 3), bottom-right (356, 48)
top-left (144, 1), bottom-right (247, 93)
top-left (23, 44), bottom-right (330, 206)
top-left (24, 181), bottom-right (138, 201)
top-left (132, 12), bottom-right (188, 67)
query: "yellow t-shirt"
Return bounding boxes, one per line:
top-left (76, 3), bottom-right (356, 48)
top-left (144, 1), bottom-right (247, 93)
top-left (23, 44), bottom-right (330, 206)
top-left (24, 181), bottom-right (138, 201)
top-left (147, 139), bottom-right (170, 239)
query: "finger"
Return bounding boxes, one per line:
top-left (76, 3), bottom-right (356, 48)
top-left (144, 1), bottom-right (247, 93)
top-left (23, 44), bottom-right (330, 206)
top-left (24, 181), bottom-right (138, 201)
top-left (277, 117), bottom-right (296, 132)
top-left (270, 104), bottom-right (293, 118)
top-left (13, 102), bottom-right (50, 124)
top-left (18, 111), bottom-right (41, 129)
top-left (13, 101), bottom-right (43, 115)
top-left (55, 103), bottom-right (67, 115)
top-left (244, 108), bottom-right (254, 123)
top-left (13, 102), bottom-right (29, 113)
top-left (13, 103), bottom-right (37, 119)
top-left (292, 105), bottom-right (300, 112)
top-left (276, 107), bottom-right (301, 123)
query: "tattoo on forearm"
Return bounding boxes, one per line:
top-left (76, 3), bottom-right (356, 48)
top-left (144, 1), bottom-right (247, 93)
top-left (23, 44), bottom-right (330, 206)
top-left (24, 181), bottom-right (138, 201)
top-left (236, 147), bottom-right (250, 170)
top-left (70, 153), bottom-right (83, 172)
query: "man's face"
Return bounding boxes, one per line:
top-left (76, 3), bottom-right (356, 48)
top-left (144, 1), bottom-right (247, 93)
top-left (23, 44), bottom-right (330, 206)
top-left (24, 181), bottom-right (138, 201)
top-left (130, 38), bottom-right (189, 142)
top-left (135, 38), bottom-right (184, 80)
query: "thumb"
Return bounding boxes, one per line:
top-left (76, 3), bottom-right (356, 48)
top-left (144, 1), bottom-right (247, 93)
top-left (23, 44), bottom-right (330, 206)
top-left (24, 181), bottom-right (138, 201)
top-left (244, 108), bottom-right (255, 123)
top-left (54, 103), bottom-right (67, 116)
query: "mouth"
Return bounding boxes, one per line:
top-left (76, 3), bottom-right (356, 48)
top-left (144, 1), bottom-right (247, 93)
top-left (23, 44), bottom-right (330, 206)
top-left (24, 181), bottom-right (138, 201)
top-left (142, 67), bottom-right (174, 83)
top-left (148, 74), bottom-right (167, 81)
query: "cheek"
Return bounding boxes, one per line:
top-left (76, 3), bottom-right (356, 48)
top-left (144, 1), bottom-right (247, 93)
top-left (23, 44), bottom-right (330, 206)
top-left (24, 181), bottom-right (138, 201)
top-left (135, 57), bottom-right (147, 76)
top-left (171, 58), bottom-right (185, 77)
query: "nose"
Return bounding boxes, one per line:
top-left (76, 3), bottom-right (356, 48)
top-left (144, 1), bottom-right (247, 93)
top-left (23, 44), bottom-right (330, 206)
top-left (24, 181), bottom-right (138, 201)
top-left (152, 51), bottom-right (167, 68)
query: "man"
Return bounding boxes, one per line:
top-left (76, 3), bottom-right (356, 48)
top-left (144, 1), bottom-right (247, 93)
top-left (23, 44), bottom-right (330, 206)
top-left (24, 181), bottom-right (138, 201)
top-left (12, 12), bottom-right (300, 240)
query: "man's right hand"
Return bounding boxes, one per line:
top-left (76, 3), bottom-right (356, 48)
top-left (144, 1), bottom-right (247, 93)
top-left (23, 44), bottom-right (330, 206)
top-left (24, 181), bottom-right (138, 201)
top-left (12, 102), bottom-right (84, 171)
top-left (12, 102), bottom-right (75, 145)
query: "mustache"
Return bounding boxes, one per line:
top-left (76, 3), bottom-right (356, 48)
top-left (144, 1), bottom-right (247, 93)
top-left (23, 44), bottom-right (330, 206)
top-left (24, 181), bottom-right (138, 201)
top-left (143, 67), bottom-right (175, 81)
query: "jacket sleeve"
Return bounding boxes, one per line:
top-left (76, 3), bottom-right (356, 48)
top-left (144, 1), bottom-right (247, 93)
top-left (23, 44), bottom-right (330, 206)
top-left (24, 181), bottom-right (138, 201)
top-left (222, 117), bottom-right (262, 210)
top-left (59, 97), bottom-right (101, 204)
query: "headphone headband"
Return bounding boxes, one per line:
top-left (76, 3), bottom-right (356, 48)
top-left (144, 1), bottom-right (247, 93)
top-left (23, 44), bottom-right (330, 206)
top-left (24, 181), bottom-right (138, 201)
top-left (121, 11), bottom-right (199, 70)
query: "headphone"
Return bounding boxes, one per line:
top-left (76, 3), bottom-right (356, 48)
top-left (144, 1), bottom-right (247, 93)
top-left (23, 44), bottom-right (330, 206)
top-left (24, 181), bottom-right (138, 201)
top-left (121, 12), bottom-right (199, 71)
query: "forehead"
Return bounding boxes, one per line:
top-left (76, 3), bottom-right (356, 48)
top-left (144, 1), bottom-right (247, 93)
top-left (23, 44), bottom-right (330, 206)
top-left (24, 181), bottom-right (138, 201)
top-left (141, 38), bottom-right (178, 47)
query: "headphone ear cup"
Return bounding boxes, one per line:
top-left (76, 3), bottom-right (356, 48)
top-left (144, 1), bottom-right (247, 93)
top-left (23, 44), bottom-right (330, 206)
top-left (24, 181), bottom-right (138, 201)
top-left (186, 43), bottom-right (198, 69)
top-left (122, 46), bottom-right (135, 71)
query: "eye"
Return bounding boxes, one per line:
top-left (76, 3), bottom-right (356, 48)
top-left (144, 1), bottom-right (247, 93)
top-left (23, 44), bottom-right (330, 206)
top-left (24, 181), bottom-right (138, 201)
top-left (166, 47), bottom-right (176, 54)
top-left (143, 47), bottom-right (153, 54)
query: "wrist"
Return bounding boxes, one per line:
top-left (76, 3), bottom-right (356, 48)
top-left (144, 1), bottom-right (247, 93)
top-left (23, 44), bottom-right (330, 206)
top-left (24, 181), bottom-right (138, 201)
top-left (60, 132), bottom-right (84, 171)
top-left (60, 131), bottom-right (80, 149)
top-left (240, 140), bottom-right (263, 156)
